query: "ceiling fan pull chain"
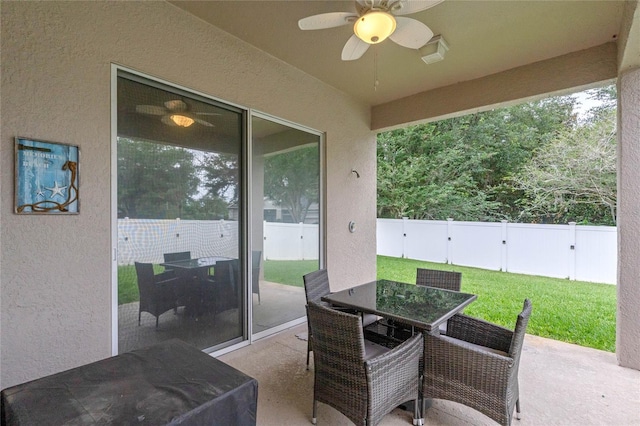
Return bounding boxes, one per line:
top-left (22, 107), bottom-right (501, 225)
top-left (374, 46), bottom-right (380, 91)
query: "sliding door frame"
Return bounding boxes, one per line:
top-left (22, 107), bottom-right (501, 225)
top-left (110, 64), bottom-right (325, 356)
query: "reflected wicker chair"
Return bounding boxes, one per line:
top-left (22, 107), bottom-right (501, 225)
top-left (416, 268), bottom-right (462, 292)
top-left (202, 259), bottom-right (240, 315)
top-left (162, 251), bottom-right (191, 272)
top-left (134, 262), bottom-right (180, 328)
top-left (422, 299), bottom-right (532, 426)
top-left (307, 302), bottom-right (423, 426)
top-left (302, 269), bottom-right (379, 369)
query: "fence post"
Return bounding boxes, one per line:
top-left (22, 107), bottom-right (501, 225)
top-left (446, 218), bottom-right (454, 264)
top-left (175, 217), bottom-right (181, 253)
top-left (402, 217), bottom-right (408, 258)
top-left (568, 221), bottom-right (577, 280)
top-left (501, 220), bottom-right (508, 272)
top-left (299, 222), bottom-right (305, 260)
top-left (263, 220), bottom-right (268, 260)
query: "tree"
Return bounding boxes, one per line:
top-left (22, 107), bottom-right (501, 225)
top-left (511, 108), bottom-right (617, 225)
top-left (197, 151), bottom-right (239, 219)
top-left (264, 146), bottom-right (319, 223)
top-left (377, 95), bottom-right (576, 221)
top-left (117, 138), bottom-right (199, 219)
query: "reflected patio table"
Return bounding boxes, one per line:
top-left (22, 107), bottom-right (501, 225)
top-left (322, 279), bottom-right (477, 333)
top-left (160, 256), bottom-right (233, 271)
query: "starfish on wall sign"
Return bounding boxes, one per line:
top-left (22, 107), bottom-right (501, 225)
top-left (45, 181), bottom-right (67, 199)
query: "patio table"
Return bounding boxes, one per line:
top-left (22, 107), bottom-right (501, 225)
top-left (0, 339), bottom-right (257, 425)
top-left (160, 256), bottom-right (236, 316)
top-left (322, 279), bottom-right (477, 333)
top-left (160, 255), bottom-right (234, 271)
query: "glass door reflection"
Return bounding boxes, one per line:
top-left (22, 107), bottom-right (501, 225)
top-left (250, 115), bottom-right (321, 335)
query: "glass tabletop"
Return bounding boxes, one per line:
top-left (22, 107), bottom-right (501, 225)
top-left (160, 256), bottom-right (233, 269)
top-left (322, 279), bottom-right (477, 331)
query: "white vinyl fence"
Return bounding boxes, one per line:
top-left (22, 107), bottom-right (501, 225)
top-left (377, 218), bottom-right (617, 284)
top-left (117, 219), bottom-right (319, 265)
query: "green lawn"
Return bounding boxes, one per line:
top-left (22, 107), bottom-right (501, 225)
top-left (377, 255), bottom-right (616, 352)
top-left (117, 260), bottom-right (316, 305)
top-left (118, 255), bottom-right (616, 352)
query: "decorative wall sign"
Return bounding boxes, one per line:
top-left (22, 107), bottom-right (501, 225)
top-left (15, 137), bottom-right (79, 214)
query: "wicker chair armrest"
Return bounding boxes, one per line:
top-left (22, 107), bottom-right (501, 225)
top-left (424, 332), bottom-right (515, 389)
top-left (446, 313), bottom-right (513, 353)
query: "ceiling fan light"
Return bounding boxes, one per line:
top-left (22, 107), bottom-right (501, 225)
top-left (354, 11), bottom-right (396, 44)
top-left (170, 114), bottom-right (195, 127)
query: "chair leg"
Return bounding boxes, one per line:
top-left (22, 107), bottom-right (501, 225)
top-left (155, 316), bottom-right (159, 328)
top-left (138, 311), bottom-right (141, 326)
top-left (412, 397), bottom-right (424, 426)
top-left (306, 341), bottom-right (311, 370)
top-left (516, 399), bottom-right (521, 420)
top-left (312, 399), bottom-right (317, 425)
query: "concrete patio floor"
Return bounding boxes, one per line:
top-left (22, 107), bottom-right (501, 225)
top-left (220, 323), bottom-right (640, 426)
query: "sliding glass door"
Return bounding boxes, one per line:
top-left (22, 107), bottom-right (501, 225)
top-left (250, 114), bottom-right (321, 336)
top-left (116, 72), bottom-right (244, 353)
top-left (115, 70), bottom-right (323, 353)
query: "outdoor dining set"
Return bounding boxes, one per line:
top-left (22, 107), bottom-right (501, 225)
top-left (303, 268), bottom-right (532, 426)
top-left (133, 250), bottom-right (265, 328)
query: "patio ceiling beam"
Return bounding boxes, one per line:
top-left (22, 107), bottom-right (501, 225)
top-left (371, 42), bottom-right (617, 132)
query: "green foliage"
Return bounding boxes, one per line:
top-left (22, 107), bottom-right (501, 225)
top-left (117, 138), bottom-right (239, 220)
top-left (264, 146), bottom-right (319, 223)
top-left (512, 108), bottom-right (617, 225)
top-left (377, 86), bottom-right (619, 225)
top-left (377, 256), bottom-right (616, 352)
top-left (118, 138), bottom-right (200, 219)
top-left (377, 95), bottom-right (577, 221)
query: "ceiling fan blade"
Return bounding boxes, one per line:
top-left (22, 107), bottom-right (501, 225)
top-left (135, 105), bottom-right (167, 115)
top-left (164, 99), bottom-right (187, 112)
top-left (341, 34), bottom-right (370, 60)
top-left (390, 0), bottom-right (444, 16)
top-left (298, 12), bottom-right (357, 30)
top-left (193, 118), bottom-right (214, 127)
top-left (389, 17), bottom-right (434, 49)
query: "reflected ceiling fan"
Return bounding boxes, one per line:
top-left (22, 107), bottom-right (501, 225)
top-left (135, 99), bottom-right (218, 128)
top-left (298, 0), bottom-right (443, 61)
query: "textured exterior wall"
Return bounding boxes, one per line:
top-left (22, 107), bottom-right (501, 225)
top-left (0, 2), bottom-right (375, 388)
top-left (617, 67), bottom-right (640, 370)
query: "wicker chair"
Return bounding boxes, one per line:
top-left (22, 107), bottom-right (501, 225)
top-left (134, 262), bottom-right (180, 328)
top-left (422, 299), bottom-right (532, 426)
top-left (303, 269), bottom-right (379, 369)
top-left (307, 302), bottom-right (423, 426)
top-left (416, 268), bottom-right (461, 291)
top-left (162, 251), bottom-right (191, 272)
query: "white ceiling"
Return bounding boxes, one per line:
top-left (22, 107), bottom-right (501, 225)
top-left (170, 1), bottom-right (626, 107)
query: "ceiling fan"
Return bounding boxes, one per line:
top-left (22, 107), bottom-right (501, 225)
top-left (298, 0), bottom-right (443, 61)
top-left (135, 99), bottom-right (217, 128)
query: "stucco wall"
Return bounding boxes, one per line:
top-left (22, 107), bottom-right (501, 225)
top-left (617, 67), bottom-right (640, 370)
top-left (0, 2), bottom-right (376, 388)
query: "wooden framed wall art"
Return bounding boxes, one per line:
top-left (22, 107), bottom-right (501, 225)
top-left (15, 137), bottom-right (79, 214)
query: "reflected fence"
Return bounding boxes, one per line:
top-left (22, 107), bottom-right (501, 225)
top-left (117, 219), bottom-right (319, 265)
top-left (377, 218), bottom-right (617, 284)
